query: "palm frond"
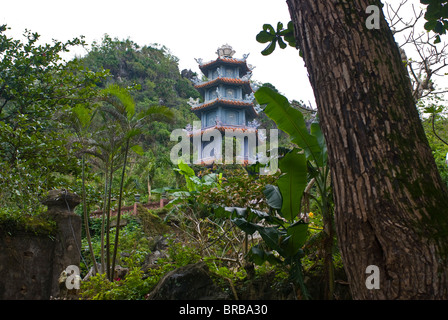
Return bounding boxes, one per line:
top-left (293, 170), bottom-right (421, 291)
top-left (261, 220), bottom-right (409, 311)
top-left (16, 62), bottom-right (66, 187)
top-left (137, 105), bottom-right (174, 123)
top-left (102, 83), bottom-right (135, 119)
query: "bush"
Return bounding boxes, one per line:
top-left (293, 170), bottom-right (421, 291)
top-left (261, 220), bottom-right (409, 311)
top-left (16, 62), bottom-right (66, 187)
top-left (80, 264), bottom-right (154, 300)
top-left (0, 207), bottom-right (56, 236)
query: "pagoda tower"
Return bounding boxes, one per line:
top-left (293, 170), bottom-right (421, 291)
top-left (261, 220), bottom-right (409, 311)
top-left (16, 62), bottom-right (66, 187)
top-left (187, 44), bottom-right (260, 165)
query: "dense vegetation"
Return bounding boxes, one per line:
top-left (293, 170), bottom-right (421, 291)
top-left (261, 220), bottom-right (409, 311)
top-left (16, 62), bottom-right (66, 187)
top-left (1, 3), bottom-right (448, 299)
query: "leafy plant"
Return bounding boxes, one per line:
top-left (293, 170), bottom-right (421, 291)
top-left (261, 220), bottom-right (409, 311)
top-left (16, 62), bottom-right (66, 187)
top-left (221, 87), bottom-right (336, 299)
top-left (98, 83), bottom-right (174, 280)
top-left (256, 22), bottom-right (296, 56)
top-left (156, 161), bottom-right (222, 208)
top-left (421, 0), bottom-right (448, 43)
top-left (255, 86), bottom-right (335, 299)
top-left (226, 153), bottom-right (310, 298)
top-left (80, 259), bottom-right (155, 300)
top-left (0, 24), bottom-right (107, 217)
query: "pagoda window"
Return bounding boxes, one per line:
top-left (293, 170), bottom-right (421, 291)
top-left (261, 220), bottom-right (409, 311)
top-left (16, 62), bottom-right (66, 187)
top-left (226, 88), bottom-right (236, 99)
top-left (226, 110), bottom-right (239, 125)
top-left (209, 88), bottom-right (218, 100)
top-left (206, 110), bottom-right (217, 127)
top-left (226, 68), bottom-right (234, 78)
top-left (210, 70), bottom-right (218, 80)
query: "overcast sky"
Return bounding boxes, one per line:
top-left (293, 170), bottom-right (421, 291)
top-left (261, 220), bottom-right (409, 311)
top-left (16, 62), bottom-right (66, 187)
top-left (0, 0), bottom-right (314, 106)
top-left (0, 0), bottom-right (436, 109)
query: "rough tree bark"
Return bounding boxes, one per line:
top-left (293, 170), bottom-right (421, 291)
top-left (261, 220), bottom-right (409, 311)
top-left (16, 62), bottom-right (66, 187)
top-left (286, 0), bottom-right (448, 299)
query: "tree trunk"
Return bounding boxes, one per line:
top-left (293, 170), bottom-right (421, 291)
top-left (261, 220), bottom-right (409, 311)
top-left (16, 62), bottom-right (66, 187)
top-left (111, 138), bottom-right (130, 281)
top-left (286, 0), bottom-right (448, 299)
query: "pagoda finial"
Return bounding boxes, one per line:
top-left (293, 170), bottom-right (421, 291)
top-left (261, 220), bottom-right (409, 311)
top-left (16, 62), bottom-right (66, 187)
top-left (216, 44), bottom-right (235, 58)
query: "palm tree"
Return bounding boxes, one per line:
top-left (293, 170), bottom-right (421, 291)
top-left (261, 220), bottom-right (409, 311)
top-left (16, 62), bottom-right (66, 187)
top-left (66, 104), bottom-right (100, 275)
top-left (100, 84), bottom-right (174, 280)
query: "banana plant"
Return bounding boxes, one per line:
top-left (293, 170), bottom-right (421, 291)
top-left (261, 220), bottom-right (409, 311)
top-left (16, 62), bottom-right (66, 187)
top-left (226, 87), bottom-right (333, 299)
top-left (255, 86), bottom-right (335, 299)
top-left (227, 148), bottom-right (310, 298)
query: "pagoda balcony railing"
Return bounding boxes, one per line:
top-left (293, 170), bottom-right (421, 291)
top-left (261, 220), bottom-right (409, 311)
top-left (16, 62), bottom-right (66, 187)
top-left (202, 123), bottom-right (258, 131)
top-left (189, 96), bottom-right (255, 110)
top-left (197, 154), bottom-right (258, 166)
top-left (186, 123), bottom-right (259, 137)
top-left (192, 73), bottom-right (253, 87)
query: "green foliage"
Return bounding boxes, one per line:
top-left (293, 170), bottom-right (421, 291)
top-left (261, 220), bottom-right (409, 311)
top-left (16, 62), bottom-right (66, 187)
top-left (421, 0), bottom-right (448, 43)
top-left (256, 22), bottom-right (296, 56)
top-left (422, 105), bottom-right (448, 187)
top-left (0, 206), bottom-right (56, 236)
top-left (163, 239), bottom-right (202, 266)
top-left (218, 87), bottom-right (336, 299)
top-left (80, 262), bottom-right (156, 300)
top-left (81, 214), bottom-right (150, 273)
top-left (255, 87), bottom-right (325, 166)
top-left (158, 161), bottom-right (222, 208)
top-left (80, 35), bottom-right (200, 192)
top-left (174, 161), bottom-right (222, 193)
top-left (80, 221), bottom-right (201, 300)
top-left (198, 166), bottom-right (277, 211)
top-left (277, 150), bottom-right (307, 221)
top-left (82, 81), bottom-right (175, 280)
top-left (0, 25), bottom-right (107, 229)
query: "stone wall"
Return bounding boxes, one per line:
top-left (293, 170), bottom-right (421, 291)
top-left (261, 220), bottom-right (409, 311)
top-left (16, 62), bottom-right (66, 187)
top-left (0, 190), bottom-right (81, 300)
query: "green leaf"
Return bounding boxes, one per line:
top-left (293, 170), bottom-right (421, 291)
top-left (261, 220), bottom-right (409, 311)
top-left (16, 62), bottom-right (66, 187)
top-left (255, 87), bottom-right (323, 164)
top-left (261, 40), bottom-right (276, 56)
top-left (249, 246), bottom-right (282, 265)
top-left (256, 30), bottom-right (274, 44)
top-left (177, 161), bottom-right (195, 177)
top-left (232, 218), bottom-right (259, 235)
top-left (262, 24), bottom-right (276, 34)
top-left (423, 105), bottom-right (444, 114)
top-left (276, 22), bottom-right (284, 32)
top-left (263, 184), bottom-right (282, 210)
top-left (434, 21), bottom-right (446, 34)
top-left (424, 20), bottom-right (438, 32)
top-left (281, 21), bottom-right (297, 47)
top-left (72, 104), bottom-right (93, 129)
top-left (284, 221), bottom-right (308, 256)
top-left (137, 105), bottom-right (174, 122)
top-left (202, 173), bottom-right (219, 185)
top-left (277, 37), bottom-right (287, 49)
top-left (103, 83), bottom-right (135, 119)
top-left (175, 161), bottom-right (197, 191)
top-left (257, 226), bottom-right (284, 253)
top-left (125, 127), bottom-right (142, 139)
top-left (232, 218), bottom-right (285, 255)
top-left (310, 121), bottom-right (327, 167)
top-left (130, 144), bottom-right (144, 156)
top-left (277, 150), bottom-right (307, 221)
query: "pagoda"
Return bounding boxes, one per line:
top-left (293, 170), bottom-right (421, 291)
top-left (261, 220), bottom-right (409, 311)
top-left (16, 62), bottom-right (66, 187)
top-left (187, 44), bottom-right (261, 164)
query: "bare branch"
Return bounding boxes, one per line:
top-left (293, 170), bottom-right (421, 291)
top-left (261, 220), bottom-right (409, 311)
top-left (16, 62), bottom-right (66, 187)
top-left (384, 0), bottom-right (448, 102)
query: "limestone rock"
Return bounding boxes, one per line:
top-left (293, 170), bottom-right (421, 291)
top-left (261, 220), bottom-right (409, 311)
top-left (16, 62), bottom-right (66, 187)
top-left (146, 262), bottom-right (228, 300)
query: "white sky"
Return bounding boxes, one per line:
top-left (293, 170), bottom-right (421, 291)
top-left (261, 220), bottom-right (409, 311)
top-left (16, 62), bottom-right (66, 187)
top-left (0, 0), bottom-right (314, 106)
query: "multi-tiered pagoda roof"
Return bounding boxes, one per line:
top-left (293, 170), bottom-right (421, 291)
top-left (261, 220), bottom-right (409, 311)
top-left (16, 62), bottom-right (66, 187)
top-left (186, 44), bottom-right (261, 164)
top-left (189, 44), bottom-right (259, 122)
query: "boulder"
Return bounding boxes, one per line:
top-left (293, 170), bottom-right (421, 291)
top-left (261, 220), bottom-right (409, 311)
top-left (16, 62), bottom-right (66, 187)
top-left (146, 262), bottom-right (228, 300)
